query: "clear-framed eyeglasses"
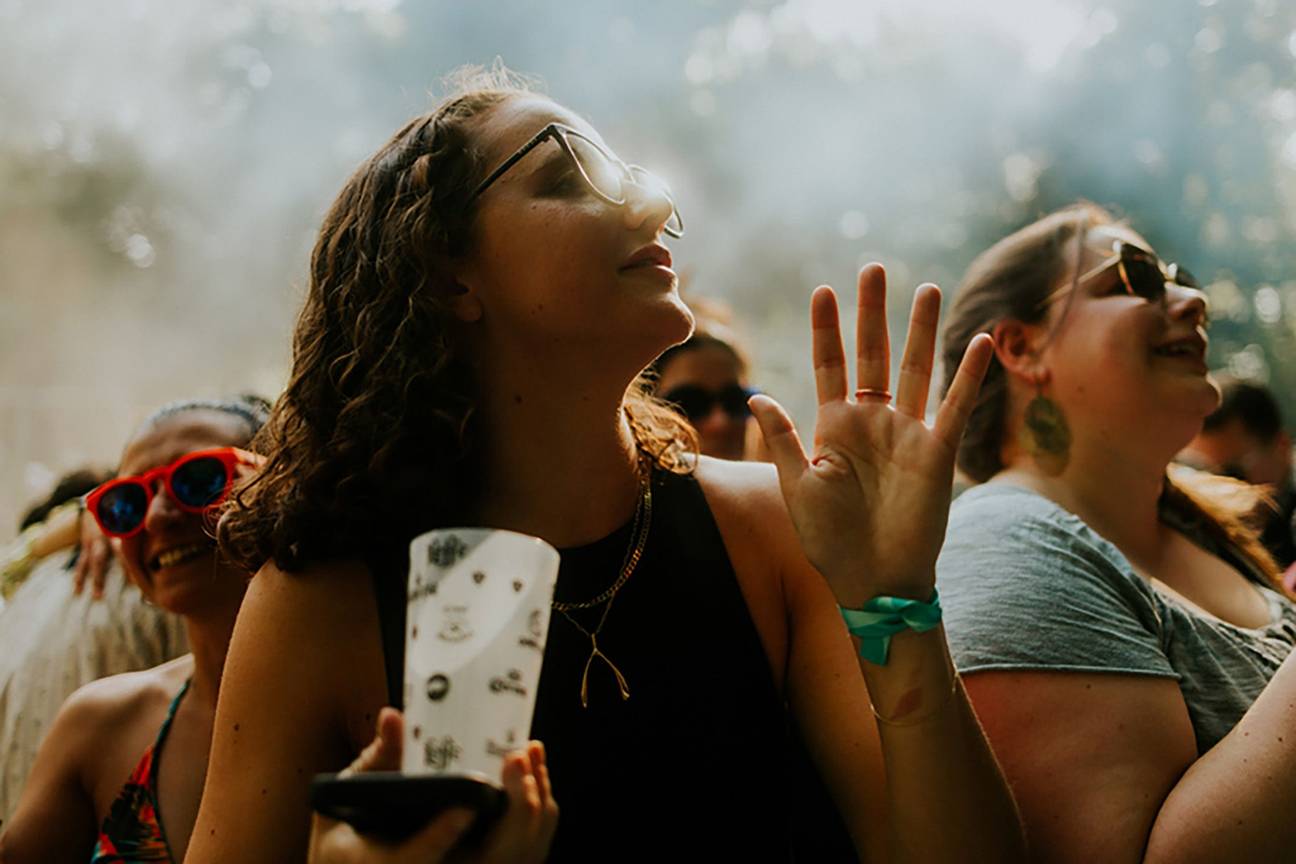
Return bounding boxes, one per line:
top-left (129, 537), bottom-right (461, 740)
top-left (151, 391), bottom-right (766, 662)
top-left (467, 122), bottom-right (684, 238)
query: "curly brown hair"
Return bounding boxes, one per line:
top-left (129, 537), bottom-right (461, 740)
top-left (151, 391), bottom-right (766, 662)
top-left (219, 67), bottom-right (695, 573)
top-left (941, 202), bottom-right (1283, 589)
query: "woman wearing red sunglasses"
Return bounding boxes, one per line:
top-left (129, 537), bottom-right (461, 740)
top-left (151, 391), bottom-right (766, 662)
top-left (936, 203), bottom-right (1296, 860)
top-left (1, 397), bottom-right (268, 862)
top-left (1, 397), bottom-right (557, 864)
top-left (189, 67), bottom-right (1023, 863)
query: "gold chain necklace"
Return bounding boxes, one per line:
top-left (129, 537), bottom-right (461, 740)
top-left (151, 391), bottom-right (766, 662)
top-left (553, 455), bottom-right (652, 708)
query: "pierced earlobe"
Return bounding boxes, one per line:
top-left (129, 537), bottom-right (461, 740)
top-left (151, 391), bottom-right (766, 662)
top-left (450, 288), bottom-right (483, 324)
top-left (1022, 371), bottom-right (1070, 476)
top-left (992, 322), bottom-right (1070, 474)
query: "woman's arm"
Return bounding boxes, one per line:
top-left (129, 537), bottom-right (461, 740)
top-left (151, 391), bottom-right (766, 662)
top-left (706, 458), bottom-right (1021, 863)
top-left (697, 457), bottom-right (890, 861)
top-left (747, 267), bottom-right (1024, 862)
top-left (968, 655), bottom-right (1296, 864)
top-left (0, 681), bottom-right (127, 863)
top-left (184, 560), bottom-right (388, 864)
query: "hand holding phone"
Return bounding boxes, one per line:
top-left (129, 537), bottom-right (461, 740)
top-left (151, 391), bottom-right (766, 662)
top-left (308, 708), bottom-right (558, 863)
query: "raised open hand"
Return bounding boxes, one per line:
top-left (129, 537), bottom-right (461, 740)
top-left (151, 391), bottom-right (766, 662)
top-left (750, 264), bottom-right (992, 606)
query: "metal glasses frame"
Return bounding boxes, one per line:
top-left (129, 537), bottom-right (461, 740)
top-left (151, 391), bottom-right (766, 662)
top-left (1038, 239), bottom-right (1198, 311)
top-left (466, 122), bottom-right (684, 237)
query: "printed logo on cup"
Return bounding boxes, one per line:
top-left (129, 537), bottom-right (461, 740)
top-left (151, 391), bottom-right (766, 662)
top-left (403, 528), bottom-right (559, 778)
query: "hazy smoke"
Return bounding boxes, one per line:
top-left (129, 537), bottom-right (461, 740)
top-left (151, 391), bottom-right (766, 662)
top-left (4, 0), bottom-right (1296, 536)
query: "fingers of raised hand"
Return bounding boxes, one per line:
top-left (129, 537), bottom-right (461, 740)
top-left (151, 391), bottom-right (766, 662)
top-left (88, 535), bottom-right (112, 599)
top-left (748, 394), bottom-right (810, 488)
top-left (811, 285), bottom-right (848, 404)
top-left (73, 511), bottom-right (97, 595)
top-left (894, 283), bottom-right (942, 419)
top-left (934, 332), bottom-right (994, 451)
top-left (855, 264), bottom-right (891, 394)
top-left (73, 547), bottom-right (88, 595)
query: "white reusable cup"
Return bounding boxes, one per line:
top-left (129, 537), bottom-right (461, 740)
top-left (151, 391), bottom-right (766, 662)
top-left (401, 528), bottom-right (559, 779)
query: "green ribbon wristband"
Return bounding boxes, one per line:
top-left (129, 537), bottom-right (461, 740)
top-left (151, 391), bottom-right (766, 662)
top-left (839, 589), bottom-right (942, 665)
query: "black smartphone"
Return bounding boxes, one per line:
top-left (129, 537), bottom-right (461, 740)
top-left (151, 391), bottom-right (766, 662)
top-left (310, 771), bottom-right (506, 842)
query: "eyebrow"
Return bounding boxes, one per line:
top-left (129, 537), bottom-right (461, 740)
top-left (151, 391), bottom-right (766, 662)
top-left (525, 146), bottom-right (568, 179)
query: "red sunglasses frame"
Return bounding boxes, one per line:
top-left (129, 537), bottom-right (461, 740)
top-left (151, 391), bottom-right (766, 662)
top-left (84, 447), bottom-right (261, 539)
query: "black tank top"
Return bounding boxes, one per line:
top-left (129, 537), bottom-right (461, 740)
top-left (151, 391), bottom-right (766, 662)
top-left (370, 469), bottom-right (854, 862)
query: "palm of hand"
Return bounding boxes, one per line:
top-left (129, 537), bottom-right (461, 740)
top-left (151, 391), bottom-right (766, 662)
top-left (750, 265), bottom-right (992, 605)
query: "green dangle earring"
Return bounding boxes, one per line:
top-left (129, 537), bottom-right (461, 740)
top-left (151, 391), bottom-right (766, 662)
top-left (1023, 373), bottom-right (1070, 476)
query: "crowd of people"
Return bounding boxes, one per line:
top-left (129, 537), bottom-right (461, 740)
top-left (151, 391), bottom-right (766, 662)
top-left (3, 65), bottom-right (1296, 863)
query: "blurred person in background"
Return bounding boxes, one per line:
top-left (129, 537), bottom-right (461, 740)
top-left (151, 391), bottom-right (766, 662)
top-left (192, 68), bottom-right (1022, 863)
top-left (0, 469), bottom-right (187, 825)
top-left (1179, 376), bottom-right (1296, 569)
top-left (0, 396), bottom-right (267, 861)
top-left (937, 202), bottom-right (1296, 861)
top-left (2, 468), bottom-right (105, 604)
top-left (650, 294), bottom-right (759, 461)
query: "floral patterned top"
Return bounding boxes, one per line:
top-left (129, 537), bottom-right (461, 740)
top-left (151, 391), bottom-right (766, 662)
top-left (90, 679), bottom-right (189, 863)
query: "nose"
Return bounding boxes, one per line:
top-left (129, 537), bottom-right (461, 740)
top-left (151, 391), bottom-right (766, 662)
top-left (696, 404), bottom-right (735, 435)
top-left (622, 172), bottom-right (676, 236)
top-left (142, 481), bottom-right (186, 534)
top-left (1166, 282), bottom-right (1209, 327)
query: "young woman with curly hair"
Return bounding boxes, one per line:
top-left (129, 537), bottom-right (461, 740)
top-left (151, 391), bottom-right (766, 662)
top-left (189, 69), bottom-right (1023, 863)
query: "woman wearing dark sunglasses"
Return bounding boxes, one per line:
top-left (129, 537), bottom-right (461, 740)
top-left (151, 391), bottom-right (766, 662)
top-left (191, 68), bottom-right (1023, 863)
top-left (0, 397), bottom-right (268, 862)
top-left (652, 296), bottom-right (758, 461)
top-left (936, 202), bottom-right (1296, 861)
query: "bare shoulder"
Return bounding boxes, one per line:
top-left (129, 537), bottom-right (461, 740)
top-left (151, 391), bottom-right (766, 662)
top-left (27, 657), bottom-right (192, 815)
top-left (57, 655), bottom-right (191, 740)
top-left (223, 556), bottom-right (387, 751)
top-left (243, 556), bottom-right (377, 619)
top-left (693, 454), bottom-right (780, 499)
top-left (693, 457), bottom-right (793, 534)
top-left (692, 457), bottom-right (811, 687)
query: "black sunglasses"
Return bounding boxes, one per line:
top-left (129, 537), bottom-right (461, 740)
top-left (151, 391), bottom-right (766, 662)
top-left (661, 384), bottom-right (757, 422)
top-left (1040, 240), bottom-right (1200, 311)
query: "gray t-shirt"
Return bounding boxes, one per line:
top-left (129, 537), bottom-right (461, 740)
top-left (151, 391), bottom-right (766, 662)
top-left (938, 483), bottom-right (1296, 752)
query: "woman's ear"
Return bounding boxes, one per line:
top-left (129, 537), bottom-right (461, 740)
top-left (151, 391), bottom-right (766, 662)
top-left (991, 320), bottom-right (1049, 388)
top-left (445, 263), bottom-right (484, 324)
top-left (450, 286), bottom-right (483, 323)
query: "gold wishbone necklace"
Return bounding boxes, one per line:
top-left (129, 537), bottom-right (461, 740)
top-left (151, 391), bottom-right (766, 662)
top-left (552, 453), bottom-right (652, 708)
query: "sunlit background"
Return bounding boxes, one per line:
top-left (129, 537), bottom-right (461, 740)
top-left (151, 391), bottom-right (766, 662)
top-left (4, 0), bottom-right (1296, 537)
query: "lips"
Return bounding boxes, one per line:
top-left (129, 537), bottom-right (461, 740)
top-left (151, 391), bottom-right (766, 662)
top-left (620, 243), bottom-right (673, 272)
top-left (1152, 332), bottom-right (1207, 368)
top-left (148, 541), bottom-right (213, 572)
